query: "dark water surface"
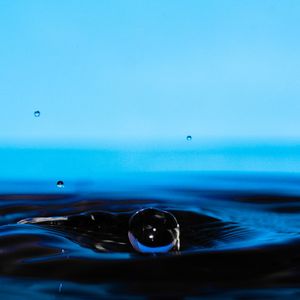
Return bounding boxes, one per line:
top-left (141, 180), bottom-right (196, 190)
top-left (1, 172), bottom-right (300, 299)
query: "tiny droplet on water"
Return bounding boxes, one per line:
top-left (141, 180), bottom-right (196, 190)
top-left (57, 180), bottom-right (64, 188)
top-left (186, 135), bottom-right (192, 141)
top-left (128, 208), bottom-right (180, 253)
top-left (34, 110), bottom-right (40, 117)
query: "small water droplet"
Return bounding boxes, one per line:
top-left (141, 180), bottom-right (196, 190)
top-left (58, 283), bottom-right (63, 293)
top-left (61, 249), bottom-right (65, 254)
top-left (128, 208), bottom-right (180, 253)
top-left (57, 180), bottom-right (64, 188)
top-left (186, 135), bottom-right (192, 141)
top-left (34, 110), bottom-right (40, 117)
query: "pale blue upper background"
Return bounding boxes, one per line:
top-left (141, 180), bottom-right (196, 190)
top-left (0, 0), bottom-right (300, 146)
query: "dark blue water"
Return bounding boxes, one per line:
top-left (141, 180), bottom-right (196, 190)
top-left (2, 172), bottom-right (300, 299)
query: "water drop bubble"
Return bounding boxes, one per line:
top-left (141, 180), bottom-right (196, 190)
top-left (186, 135), bottom-right (192, 141)
top-left (34, 110), bottom-right (40, 117)
top-left (56, 180), bottom-right (64, 188)
top-left (128, 208), bottom-right (180, 253)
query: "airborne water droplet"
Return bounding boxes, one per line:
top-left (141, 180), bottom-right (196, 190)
top-left (186, 135), bottom-right (192, 141)
top-left (128, 208), bottom-right (180, 253)
top-left (57, 180), bottom-right (64, 188)
top-left (34, 110), bottom-right (40, 117)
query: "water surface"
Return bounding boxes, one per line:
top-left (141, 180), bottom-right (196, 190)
top-left (1, 172), bottom-right (300, 299)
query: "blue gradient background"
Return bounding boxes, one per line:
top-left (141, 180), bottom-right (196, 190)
top-left (1, 0), bottom-right (300, 145)
top-left (1, 1), bottom-right (300, 180)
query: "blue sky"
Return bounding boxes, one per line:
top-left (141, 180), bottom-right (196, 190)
top-left (1, 0), bottom-right (300, 146)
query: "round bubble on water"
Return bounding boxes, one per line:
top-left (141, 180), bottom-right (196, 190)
top-left (56, 180), bottom-right (64, 188)
top-left (186, 135), bottom-right (192, 141)
top-left (128, 208), bottom-right (180, 253)
top-left (34, 110), bottom-right (40, 117)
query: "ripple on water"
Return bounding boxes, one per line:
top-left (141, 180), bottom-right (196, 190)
top-left (0, 174), bottom-right (300, 297)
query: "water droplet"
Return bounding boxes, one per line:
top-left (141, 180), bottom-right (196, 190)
top-left (57, 180), bottom-right (64, 188)
top-left (58, 283), bottom-right (63, 293)
top-left (34, 110), bottom-right (40, 117)
top-left (128, 208), bottom-right (180, 253)
top-left (186, 135), bottom-right (192, 141)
